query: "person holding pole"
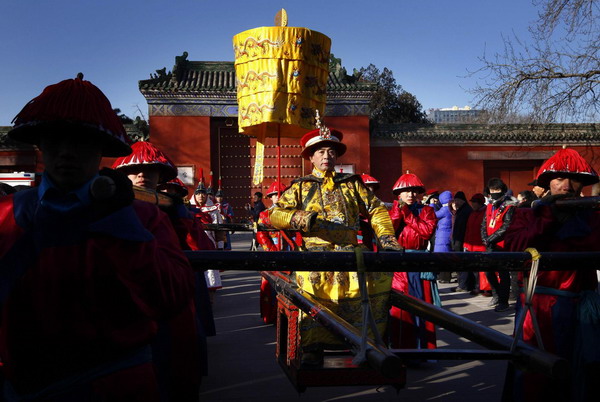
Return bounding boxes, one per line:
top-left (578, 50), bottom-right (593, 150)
top-left (504, 147), bottom-right (600, 402)
top-left (112, 141), bottom-right (208, 401)
top-left (0, 74), bottom-right (193, 401)
top-left (256, 180), bottom-right (298, 324)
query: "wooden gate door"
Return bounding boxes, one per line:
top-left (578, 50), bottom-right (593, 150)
top-left (216, 126), bottom-right (252, 222)
top-left (215, 126), bottom-right (304, 223)
top-left (483, 160), bottom-right (541, 195)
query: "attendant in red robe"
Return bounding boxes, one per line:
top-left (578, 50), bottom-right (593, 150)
top-left (504, 148), bottom-right (600, 402)
top-left (113, 142), bottom-right (204, 401)
top-left (358, 173), bottom-right (381, 250)
top-left (0, 75), bottom-right (194, 401)
top-left (256, 181), bottom-right (299, 324)
top-left (158, 177), bottom-right (216, 384)
top-left (388, 173), bottom-right (438, 351)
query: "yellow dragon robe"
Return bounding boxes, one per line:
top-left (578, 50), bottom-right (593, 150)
top-left (269, 168), bottom-right (398, 351)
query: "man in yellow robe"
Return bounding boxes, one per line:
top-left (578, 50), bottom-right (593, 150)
top-left (269, 124), bottom-right (401, 365)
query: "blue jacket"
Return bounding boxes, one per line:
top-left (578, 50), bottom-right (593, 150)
top-left (434, 191), bottom-right (453, 252)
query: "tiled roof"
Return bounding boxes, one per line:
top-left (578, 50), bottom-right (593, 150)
top-left (373, 123), bottom-right (600, 145)
top-left (139, 56), bottom-right (375, 98)
top-left (139, 62), bottom-right (236, 94)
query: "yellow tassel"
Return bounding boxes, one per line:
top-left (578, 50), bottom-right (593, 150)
top-left (253, 141), bottom-right (265, 185)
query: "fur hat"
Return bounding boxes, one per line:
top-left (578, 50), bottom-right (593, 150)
top-left (112, 141), bottom-right (177, 182)
top-left (536, 148), bottom-right (599, 187)
top-left (9, 73), bottom-right (132, 157)
top-left (300, 126), bottom-right (346, 159)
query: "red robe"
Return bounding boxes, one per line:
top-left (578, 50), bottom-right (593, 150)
top-left (388, 202), bottom-right (438, 350)
top-left (0, 191), bottom-right (194, 401)
top-left (463, 207), bottom-right (490, 290)
top-left (256, 209), bottom-right (299, 324)
top-left (505, 206), bottom-right (600, 401)
top-left (156, 204), bottom-right (216, 401)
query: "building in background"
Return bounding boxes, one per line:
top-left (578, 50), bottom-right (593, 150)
top-left (427, 106), bottom-right (483, 124)
top-left (3, 54), bottom-right (600, 218)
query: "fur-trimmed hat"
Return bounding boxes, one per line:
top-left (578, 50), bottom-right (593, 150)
top-left (300, 129), bottom-right (346, 159)
top-left (112, 141), bottom-right (177, 182)
top-left (536, 147), bottom-right (599, 187)
top-left (9, 73), bottom-right (132, 157)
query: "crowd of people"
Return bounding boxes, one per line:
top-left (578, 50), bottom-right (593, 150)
top-left (254, 125), bottom-right (600, 400)
top-left (0, 74), bottom-right (599, 402)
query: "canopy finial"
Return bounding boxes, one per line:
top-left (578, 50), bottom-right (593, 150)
top-left (274, 8), bottom-right (288, 27)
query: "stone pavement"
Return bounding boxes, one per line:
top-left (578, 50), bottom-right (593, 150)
top-left (199, 233), bottom-right (517, 401)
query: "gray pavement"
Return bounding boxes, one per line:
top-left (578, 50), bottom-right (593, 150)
top-left (200, 233), bottom-right (515, 401)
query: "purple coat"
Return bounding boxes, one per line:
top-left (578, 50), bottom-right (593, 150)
top-left (434, 191), bottom-right (453, 252)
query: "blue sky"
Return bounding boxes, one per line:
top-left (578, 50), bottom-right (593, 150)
top-left (0, 0), bottom-right (539, 125)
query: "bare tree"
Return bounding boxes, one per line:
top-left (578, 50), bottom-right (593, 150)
top-left (471, 0), bottom-right (600, 123)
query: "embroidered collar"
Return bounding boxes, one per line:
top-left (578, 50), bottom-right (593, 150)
top-left (311, 167), bottom-right (335, 179)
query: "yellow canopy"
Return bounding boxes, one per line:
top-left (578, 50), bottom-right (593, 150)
top-left (233, 25), bottom-right (331, 143)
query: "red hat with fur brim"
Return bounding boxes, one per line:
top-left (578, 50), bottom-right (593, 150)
top-left (300, 128), bottom-right (346, 159)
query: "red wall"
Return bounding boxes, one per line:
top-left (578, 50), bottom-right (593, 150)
top-left (104, 111), bottom-right (600, 204)
top-left (321, 115), bottom-right (371, 177)
top-left (371, 147), bottom-right (403, 202)
top-left (371, 144), bottom-right (600, 202)
top-left (398, 146), bottom-right (485, 202)
top-left (146, 115), bottom-right (211, 192)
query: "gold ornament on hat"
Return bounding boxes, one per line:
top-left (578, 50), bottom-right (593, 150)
top-left (314, 110), bottom-right (331, 140)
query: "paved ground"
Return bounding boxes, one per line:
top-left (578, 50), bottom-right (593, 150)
top-left (199, 233), bottom-right (516, 401)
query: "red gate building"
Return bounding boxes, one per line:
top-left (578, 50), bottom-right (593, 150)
top-left (2, 53), bottom-right (600, 214)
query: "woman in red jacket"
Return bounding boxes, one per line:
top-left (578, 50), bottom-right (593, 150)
top-left (388, 173), bottom-right (438, 351)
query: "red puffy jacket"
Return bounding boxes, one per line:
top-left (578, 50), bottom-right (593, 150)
top-left (389, 200), bottom-right (436, 250)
